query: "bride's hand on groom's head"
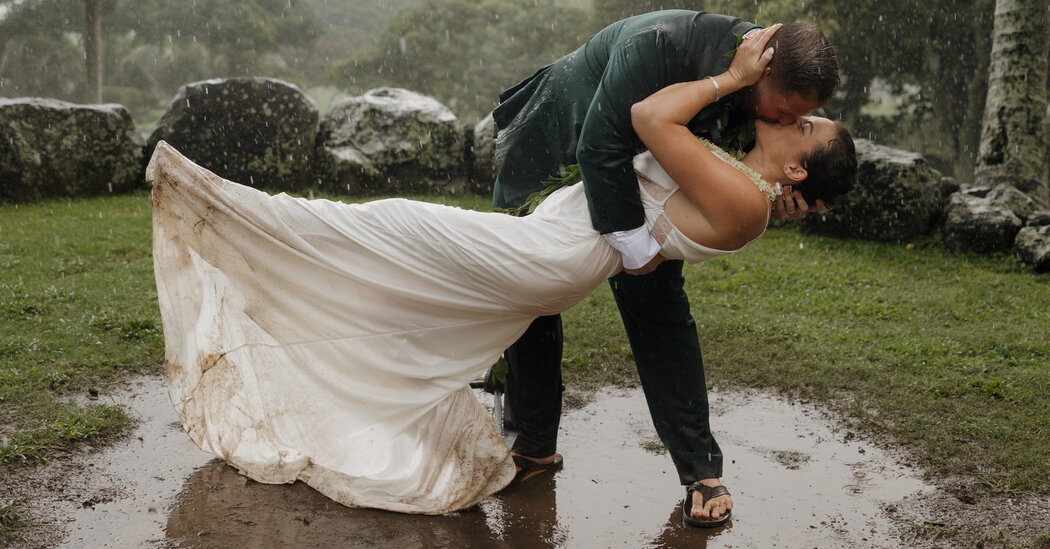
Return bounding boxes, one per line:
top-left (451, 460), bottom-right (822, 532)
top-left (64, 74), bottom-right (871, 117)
top-left (725, 23), bottom-right (782, 87)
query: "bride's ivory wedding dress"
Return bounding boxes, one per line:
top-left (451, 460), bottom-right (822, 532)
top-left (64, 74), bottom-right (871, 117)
top-left (148, 140), bottom-right (766, 514)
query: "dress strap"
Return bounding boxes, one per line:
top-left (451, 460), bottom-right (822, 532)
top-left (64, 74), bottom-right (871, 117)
top-left (637, 170), bottom-right (674, 203)
top-left (637, 170), bottom-right (675, 246)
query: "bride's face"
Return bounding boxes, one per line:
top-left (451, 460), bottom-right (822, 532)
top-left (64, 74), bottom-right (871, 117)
top-left (754, 116), bottom-right (837, 169)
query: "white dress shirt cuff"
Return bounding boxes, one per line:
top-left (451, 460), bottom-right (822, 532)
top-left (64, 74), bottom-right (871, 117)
top-left (603, 225), bottom-right (662, 270)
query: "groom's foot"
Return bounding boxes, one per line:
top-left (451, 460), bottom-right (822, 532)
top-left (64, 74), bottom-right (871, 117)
top-left (688, 478), bottom-right (733, 523)
top-left (504, 452), bottom-right (563, 490)
top-left (510, 452), bottom-right (560, 470)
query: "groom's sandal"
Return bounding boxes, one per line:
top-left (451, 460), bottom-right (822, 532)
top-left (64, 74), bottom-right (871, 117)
top-left (505, 453), bottom-right (564, 490)
top-left (682, 482), bottom-right (732, 528)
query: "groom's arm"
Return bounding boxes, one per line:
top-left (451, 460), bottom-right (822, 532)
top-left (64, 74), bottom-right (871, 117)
top-left (577, 26), bottom-right (682, 270)
top-left (578, 18), bottom-right (747, 271)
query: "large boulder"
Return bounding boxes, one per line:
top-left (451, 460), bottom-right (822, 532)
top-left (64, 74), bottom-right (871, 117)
top-left (148, 77), bottom-right (318, 191)
top-left (940, 183), bottom-right (1047, 253)
top-left (0, 98), bottom-right (144, 202)
top-left (315, 88), bottom-right (467, 195)
top-left (942, 192), bottom-right (1023, 253)
top-left (1015, 225), bottom-right (1050, 272)
top-left (799, 139), bottom-right (947, 243)
top-left (470, 113), bottom-right (497, 195)
top-left (985, 185), bottom-right (1048, 222)
top-left (1026, 209), bottom-right (1050, 227)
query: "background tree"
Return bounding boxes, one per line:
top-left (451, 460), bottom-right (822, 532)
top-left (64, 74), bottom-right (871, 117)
top-left (335, 0), bottom-right (590, 121)
top-left (84, 0), bottom-right (103, 103)
top-left (709, 0), bottom-right (996, 181)
top-left (2, 0), bottom-right (1045, 189)
top-left (300, 0), bottom-right (416, 83)
top-left (973, 0), bottom-right (1050, 201)
top-left (0, 0), bottom-right (322, 123)
top-left (0, 0), bottom-right (89, 100)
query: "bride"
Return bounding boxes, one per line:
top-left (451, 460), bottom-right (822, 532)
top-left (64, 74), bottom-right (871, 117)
top-left (148, 43), bottom-right (856, 515)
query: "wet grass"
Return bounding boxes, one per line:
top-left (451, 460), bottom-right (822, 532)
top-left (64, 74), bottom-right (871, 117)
top-left (1, 190), bottom-right (1048, 536)
top-left (0, 498), bottom-right (28, 545)
top-left (0, 402), bottom-right (131, 465)
top-left (1, 193), bottom-right (155, 473)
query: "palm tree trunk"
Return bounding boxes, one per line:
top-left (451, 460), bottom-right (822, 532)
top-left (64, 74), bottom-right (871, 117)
top-left (973, 0), bottom-right (1050, 202)
top-left (84, 0), bottom-right (102, 103)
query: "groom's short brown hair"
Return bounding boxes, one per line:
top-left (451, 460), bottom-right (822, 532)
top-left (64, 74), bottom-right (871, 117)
top-left (768, 23), bottom-right (839, 104)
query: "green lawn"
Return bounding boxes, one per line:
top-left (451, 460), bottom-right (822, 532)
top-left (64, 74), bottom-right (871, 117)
top-left (1, 190), bottom-right (1048, 538)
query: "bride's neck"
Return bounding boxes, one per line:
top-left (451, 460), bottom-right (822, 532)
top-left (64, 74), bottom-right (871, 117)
top-left (741, 152), bottom-right (780, 187)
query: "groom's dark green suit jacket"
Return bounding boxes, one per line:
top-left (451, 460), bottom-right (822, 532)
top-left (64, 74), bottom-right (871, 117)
top-left (493, 10), bottom-right (758, 234)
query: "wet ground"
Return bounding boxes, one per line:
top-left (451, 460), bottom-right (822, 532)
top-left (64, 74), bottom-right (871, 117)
top-left (9, 376), bottom-right (1048, 548)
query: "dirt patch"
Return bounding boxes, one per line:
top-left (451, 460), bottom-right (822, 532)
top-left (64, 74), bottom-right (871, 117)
top-left (3, 376), bottom-right (1048, 548)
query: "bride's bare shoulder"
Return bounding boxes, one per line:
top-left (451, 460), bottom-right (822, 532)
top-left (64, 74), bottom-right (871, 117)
top-left (663, 181), bottom-right (770, 250)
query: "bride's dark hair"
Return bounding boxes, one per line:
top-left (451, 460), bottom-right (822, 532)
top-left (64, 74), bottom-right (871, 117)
top-left (797, 122), bottom-right (857, 207)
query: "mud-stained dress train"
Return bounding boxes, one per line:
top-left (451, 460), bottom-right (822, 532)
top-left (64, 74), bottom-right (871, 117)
top-left (147, 140), bottom-right (763, 514)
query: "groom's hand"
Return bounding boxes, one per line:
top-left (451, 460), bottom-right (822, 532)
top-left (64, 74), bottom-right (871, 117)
top-left (771, 185), bottom-right (824, 221)
top-left (624, 252), bottom-right (666, 275)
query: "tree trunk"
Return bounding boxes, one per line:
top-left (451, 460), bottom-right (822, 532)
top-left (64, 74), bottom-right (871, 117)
top-left (84, 0), bottom-right (102, 103)
top-left (973, 0), bottom-right (1050, 202)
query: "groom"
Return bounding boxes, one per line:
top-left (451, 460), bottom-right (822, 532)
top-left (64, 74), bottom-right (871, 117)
top-left (492, 10), bottom-right (839, 526)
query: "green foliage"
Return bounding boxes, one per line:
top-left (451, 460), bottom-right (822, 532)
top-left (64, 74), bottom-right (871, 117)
top-left (0, 14), bottom-right (85, 99)
top-left (336, 0), bottom-right (591, 121)
top-left (0, 498), bottom-right (28, 544)
top-left (301, 0), bottom-right (417, 63)
top-left (499, 164), bottom-right (582, 216)
top-left (107, 0), bottom-right (322, 73)
top-left (746, 0), bottom-right (995, 180)
top-left (0, 0), bottom-right (323, 118)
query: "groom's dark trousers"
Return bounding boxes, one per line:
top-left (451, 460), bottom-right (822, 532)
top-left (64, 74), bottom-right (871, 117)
top-left (504, 260), bottom-right (723, 482)
top-left (492, 10), bottom-right (758, 484)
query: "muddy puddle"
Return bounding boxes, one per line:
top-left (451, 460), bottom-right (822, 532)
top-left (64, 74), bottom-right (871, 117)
top-left (42, 376), bottom-right (932, 548)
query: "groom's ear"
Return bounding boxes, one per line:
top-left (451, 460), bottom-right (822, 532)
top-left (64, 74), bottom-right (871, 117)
top-left (783, 162), bottom-right (808, 183)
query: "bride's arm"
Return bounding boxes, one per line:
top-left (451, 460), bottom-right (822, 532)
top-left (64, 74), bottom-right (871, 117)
top-left (630, 24), bottom-right (779, 250)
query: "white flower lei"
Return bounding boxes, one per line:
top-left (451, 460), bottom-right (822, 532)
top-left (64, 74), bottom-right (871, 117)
top-left (698, 138), bottom-right (781, 202)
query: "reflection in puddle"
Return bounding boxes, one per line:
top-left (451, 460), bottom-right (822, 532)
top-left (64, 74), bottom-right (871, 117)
top-left (58, 377), bottom-right (931, 548)
top-left (167, 461), bottom-right (567, 548)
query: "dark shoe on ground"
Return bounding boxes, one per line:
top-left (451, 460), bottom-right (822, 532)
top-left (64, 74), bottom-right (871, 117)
top-left (682, 482), bottom-right (731, 528)
top-left (504, 453), bottom-right (564, 490)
